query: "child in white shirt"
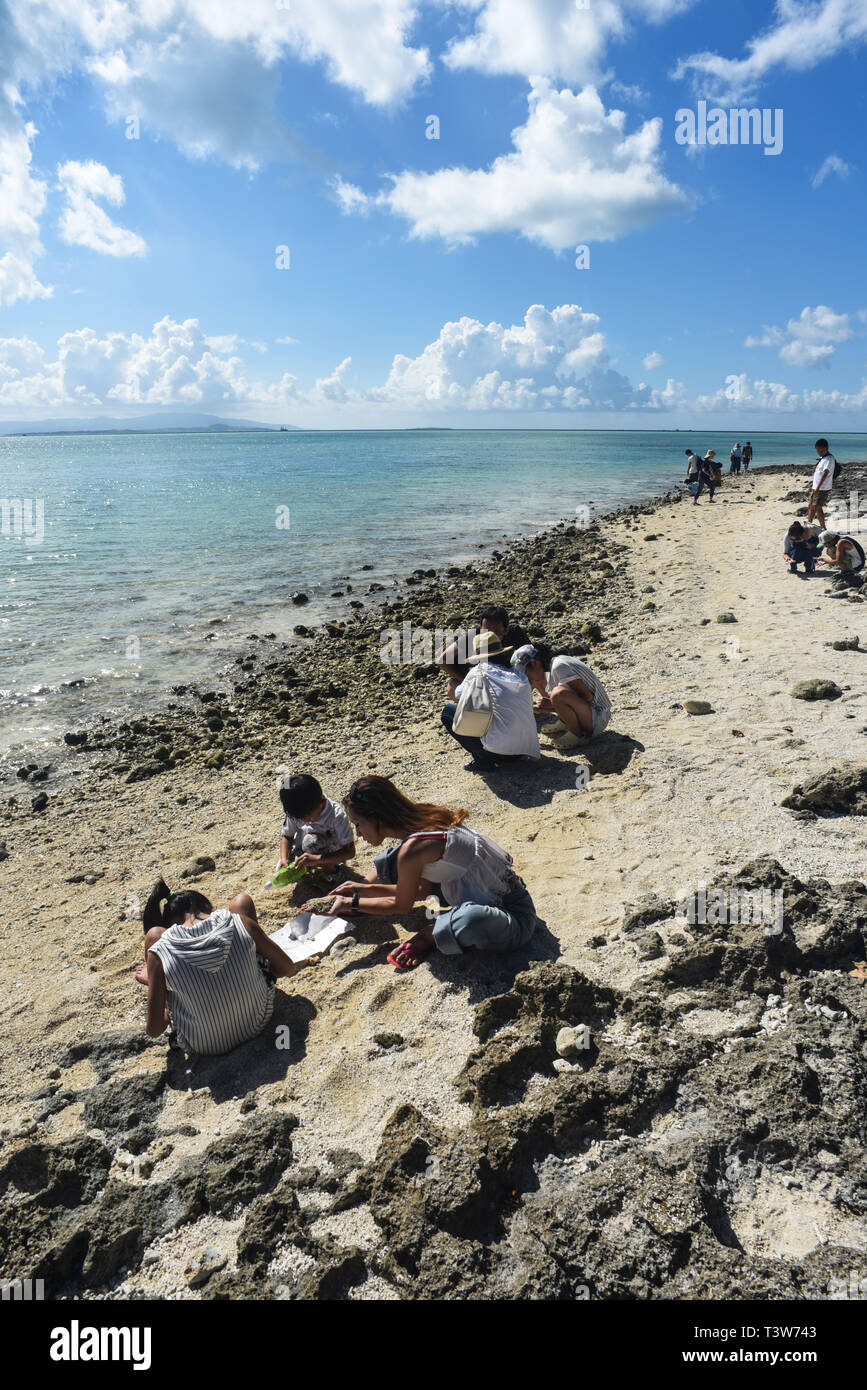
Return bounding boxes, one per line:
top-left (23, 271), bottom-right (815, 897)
top-left (277, 772), bottom-right (355, 877)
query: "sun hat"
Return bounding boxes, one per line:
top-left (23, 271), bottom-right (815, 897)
top-left (704, 450), bottom-right (717, 459)
top-left (466, 632), bottom-right (514, 663)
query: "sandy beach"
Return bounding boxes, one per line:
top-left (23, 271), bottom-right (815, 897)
top-left (2, 462), bottom-right (866, 1301)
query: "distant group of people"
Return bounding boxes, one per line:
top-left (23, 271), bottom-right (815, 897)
top-left (728, 441), bottom-right (752, 474)
top-left (783, 440), bottom-right (863, 577)
top-left (437, 604), bottom-right (612, 771)
top-left (683, 441), bottom-right (754, 504)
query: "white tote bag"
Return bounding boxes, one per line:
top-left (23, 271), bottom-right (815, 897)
top-left (453, 664), bottom-right (493, 737)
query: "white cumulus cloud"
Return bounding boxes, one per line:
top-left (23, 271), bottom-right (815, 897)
top-left (745, 305), bottom-right (855, 370)
top-left (368, 303), bottom-right (658, 410)
top-left (444, 0), bottom-right (697, 85)
top-left (642, 350), bottom-right (664, 369)
top-left (369, 80), bottom-right (688, 250)
top-left (57, 161), bottom-right (147, 257)
top-left (0, 317), bottom-right (303, 410)
top-left (0, 121), bottom-right (52, 307)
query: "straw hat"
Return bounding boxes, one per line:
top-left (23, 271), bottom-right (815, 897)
top-left (704, 450), bottom-right (717, 459)
top-left (466, 632), bottom-right (514, 663)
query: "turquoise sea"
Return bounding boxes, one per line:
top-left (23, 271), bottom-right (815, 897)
top-left (1, 428), bottom-right (865, 759)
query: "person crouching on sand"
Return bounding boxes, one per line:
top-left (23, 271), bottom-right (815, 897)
top-left (136, 879), bottom-right (296, 1054)
top-left (327, 776), bottom-right (536, 972)
top-left (783, 522), bottom-right (821, 576)
top-left (511, 643), bottom-right (611, 751)
top-left (440, 632), bottom-right (540, 771)
top-left (818, 531), bottom-right (866, 576)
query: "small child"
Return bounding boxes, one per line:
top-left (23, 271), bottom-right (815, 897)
top-left (277, 773), bottom-right (355, 879)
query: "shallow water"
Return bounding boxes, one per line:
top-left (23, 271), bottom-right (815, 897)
top-left (1, 428), bottom-right (864, 757)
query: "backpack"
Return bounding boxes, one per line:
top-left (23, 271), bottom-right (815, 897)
top-left (833, 456), bottom-right (842, 480)
top-left (453, 664), bottom-right (493, 737)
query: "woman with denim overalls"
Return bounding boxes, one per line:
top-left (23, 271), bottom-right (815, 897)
top-left (328, 776), bottom-right (536, 971)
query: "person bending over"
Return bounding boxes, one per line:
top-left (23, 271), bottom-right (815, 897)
top-left (440, 632), bottom-right (540, 771)
top-left (276, 772), bottom-right (355, 878)
top-left (783, 522), bottom-right (821, 576)
top-left (137, 880), bottom-right (296, 1054)
top-left (512, 643), bottom-right (611, 751)
top-left (328, 776), bottom-right (536, 972)
top-left (437, 604), bottom-right (529, 700)
top-left (818, 531), bottom-right (865, 576)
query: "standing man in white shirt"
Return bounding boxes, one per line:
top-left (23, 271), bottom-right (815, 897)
top-left (441, 633), bottom-right (540, 771)
top-left (807, 438), bottom-right (836, 527)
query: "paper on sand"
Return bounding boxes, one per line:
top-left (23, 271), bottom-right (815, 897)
top-left (270, 912), bottom-right (354, 963)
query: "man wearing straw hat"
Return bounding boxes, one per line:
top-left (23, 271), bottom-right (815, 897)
top-left (440, 632), bottom-right (540, 771)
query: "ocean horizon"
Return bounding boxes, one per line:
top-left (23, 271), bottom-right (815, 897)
top-left (2, 427), bottom-right (865, 760)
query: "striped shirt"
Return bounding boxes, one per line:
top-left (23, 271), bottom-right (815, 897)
top-left (149, 909), bottom-right (275, 1055)
top-left (547, 656), bottom-right (612, 721)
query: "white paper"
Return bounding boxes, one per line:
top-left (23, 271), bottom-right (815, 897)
top-left (271, 913), bottom-right (354, 963)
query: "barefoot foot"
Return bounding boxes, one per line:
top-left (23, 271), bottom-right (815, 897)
top-left (387, 933), bottom-right (435, 971)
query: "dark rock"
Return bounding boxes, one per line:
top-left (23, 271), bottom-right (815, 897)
top-left (782, 766), bottom-right (867, 818)
top-left (635, 931), bottom-right (665, 960)
top-left (290, 592), bottom-right (309, 605)
top-left (82, 1074), bottom-right (166, 1142)
top-left (622, 894), bottom-right (674, 934)
top-left (791, 680), bottom-right (843, 701)
top-left (31, 792), bottom-right (48, 812)
top-left (124, 761), bottom-right (167, 784)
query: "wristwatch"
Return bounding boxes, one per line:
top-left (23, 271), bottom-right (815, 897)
top-left (351, 889), bottom-right (360, 912)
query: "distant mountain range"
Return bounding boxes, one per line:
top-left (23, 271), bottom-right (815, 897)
top-left (0, 411), bottom-right (297, 436)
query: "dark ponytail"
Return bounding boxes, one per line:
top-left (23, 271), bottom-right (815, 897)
top-left (142, 877), bottom-right (212, 933)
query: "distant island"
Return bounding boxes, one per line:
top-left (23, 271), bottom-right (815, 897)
top-left (0, 411), bottom-right (299, 436)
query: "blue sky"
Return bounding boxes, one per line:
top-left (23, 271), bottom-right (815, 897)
top-left (1, 0), bottom-right (866, 427)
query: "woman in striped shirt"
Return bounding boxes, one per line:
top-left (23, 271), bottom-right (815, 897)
top-left (137, 880), bottom-right (297, 1055)
top-left (511, 643), bottom-right (612, 751)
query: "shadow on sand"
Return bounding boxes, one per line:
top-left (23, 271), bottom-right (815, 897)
top-left (164, 988), bottom-right (316, 1102)
top-left (478, 729), bottom-right (644, 808)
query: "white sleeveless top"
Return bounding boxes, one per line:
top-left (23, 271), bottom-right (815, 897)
top-left (403, 824), bottom-right (514, 906)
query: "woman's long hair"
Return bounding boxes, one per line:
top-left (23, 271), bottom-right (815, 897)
top-left (344, 776), bottom-right (467, 837)
top-left (142, 877), bottom-right (213, 932)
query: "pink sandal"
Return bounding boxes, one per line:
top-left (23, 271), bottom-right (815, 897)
top-left (387, 934), bottom-right (435, 971)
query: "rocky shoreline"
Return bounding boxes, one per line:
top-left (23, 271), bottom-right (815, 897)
top-left (3, 472), bottom-right (678, 800)
top-left (2, 461), bottom-right (867, 1302)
